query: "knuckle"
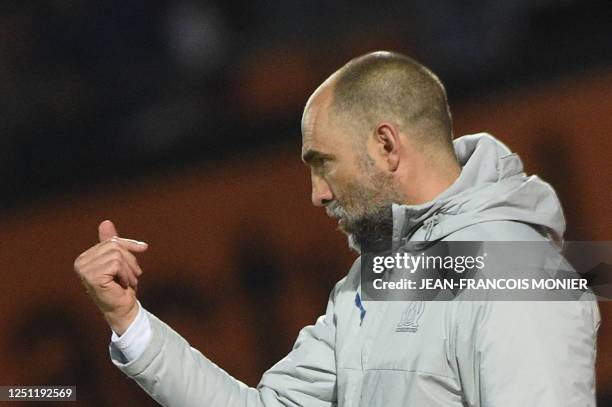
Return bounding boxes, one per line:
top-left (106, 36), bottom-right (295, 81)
top-left (110, 251), bottom-right (122, 260)
top-left (105, 239), bottom-right (119, 249)
top-left (74, 255), bottom-right (87, 272)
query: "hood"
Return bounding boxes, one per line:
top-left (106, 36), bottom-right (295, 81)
top-left (390, 133), bottom-right (565, 245)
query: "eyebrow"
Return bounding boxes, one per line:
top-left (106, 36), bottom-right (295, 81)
top-left (301, 149), bottom-right (334, 165)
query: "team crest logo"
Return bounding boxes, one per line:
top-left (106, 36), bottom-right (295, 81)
top-left (396, 301), bottom-right (425, 332)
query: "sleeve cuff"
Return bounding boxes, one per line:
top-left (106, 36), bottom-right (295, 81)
top-left (110, 301), bottom-right (152, 362)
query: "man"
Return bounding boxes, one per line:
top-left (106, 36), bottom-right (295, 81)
top-left (74, 51), bottom-right (600, 406)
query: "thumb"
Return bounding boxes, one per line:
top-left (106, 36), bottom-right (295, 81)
top-left (98, 220), bottom-right (118, 242)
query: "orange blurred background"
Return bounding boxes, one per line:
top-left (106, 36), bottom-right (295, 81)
top-left (0, 67), bottom-right (610, 406)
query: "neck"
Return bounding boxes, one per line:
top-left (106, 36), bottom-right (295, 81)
top-left (400, 159), bottom-right (461, 205)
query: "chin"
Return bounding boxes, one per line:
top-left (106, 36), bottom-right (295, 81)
top-left (337, 220), bottom-right (354, 236)
top-left (346, 233), bottom-right (364, 253)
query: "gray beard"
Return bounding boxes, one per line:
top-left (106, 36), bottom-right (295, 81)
top-left (344, 204), bottom-right (394, 253)
top-left (325, 151), bottom-right (401, 253)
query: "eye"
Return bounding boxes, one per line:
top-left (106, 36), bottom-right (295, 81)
top-left (310, 160), bottom-right (328, 177)
top-left (304, 152), bottom-right (335, 173)
top-left (319, 158), bottom-right (334, 173)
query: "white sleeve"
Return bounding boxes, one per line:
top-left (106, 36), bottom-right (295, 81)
top-left (108, 287), bottom-right (340, 407)
top-left (110, 301), bottom-right (152, 361)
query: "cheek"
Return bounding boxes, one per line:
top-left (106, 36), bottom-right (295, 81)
top-left (327, 172), bottom-right (351, 196)
top-left (335, 182), bottom-right (363, 209)
top-left (327, 164), bottom-right (368, 206)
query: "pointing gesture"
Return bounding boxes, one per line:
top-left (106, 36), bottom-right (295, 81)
top-left (74, 220), bottom-right (149, 335)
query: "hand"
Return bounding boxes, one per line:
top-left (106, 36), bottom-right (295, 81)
top-left (74, 220), bottom-right (149, 335)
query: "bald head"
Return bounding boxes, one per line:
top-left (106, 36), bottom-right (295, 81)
top-left (304, 51), bottom-right (454, 153)
top-left (300, 52), bottom-right (461, 247)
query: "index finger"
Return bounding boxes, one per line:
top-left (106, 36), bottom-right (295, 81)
top-left (104, 237), bottom-right (149, 252)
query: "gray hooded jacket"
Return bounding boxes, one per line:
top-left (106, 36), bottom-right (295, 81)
top-left (110, 133), bottom-right (600, 406)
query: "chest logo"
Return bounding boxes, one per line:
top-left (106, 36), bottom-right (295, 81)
top-left (396, 301), bottom-right (425, 332)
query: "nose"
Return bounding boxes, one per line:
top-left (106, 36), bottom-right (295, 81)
top-left (311, 173), bottom-right (334, 207)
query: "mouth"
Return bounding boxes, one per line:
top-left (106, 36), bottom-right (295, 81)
top-left (326, 211), bottom-right (343, 225)
top-left (325, 203), bottom-right (348, 228)
top-left (336, 217), bottom-right (350, 233)
top-left (328, 212), bottom-right (344, 223)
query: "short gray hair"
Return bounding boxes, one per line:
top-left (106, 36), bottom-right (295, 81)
top-left (331, 51), bottom-right (453, 150)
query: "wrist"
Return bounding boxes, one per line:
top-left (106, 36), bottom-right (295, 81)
top-left (105, 301), bottom-right (139, 336)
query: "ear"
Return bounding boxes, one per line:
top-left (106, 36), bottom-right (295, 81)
top-left (373, 123), bottom-right (400, 171)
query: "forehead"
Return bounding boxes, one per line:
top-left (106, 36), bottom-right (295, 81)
top-left (301, 88), bottom-right (349, 158)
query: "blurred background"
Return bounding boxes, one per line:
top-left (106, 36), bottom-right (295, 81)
top-left (0, 0), bottom-right (611, 405)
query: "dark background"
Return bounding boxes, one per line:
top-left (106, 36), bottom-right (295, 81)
top-left (0, 0), bottom-right (611, 405)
